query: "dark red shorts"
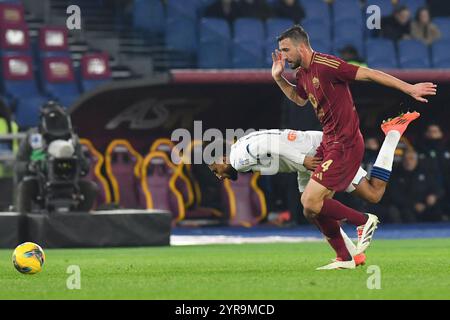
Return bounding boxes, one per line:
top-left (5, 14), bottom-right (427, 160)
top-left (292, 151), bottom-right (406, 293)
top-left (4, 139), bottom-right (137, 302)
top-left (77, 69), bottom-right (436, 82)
top-left (312, 134), bottom-right (364, 192)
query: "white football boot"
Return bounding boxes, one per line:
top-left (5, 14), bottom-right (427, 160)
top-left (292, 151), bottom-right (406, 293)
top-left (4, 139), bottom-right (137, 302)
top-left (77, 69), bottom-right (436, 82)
top-left (356, 213), bottom-right (380, 255)
top-left (316, 258), bottom-right (356, 270)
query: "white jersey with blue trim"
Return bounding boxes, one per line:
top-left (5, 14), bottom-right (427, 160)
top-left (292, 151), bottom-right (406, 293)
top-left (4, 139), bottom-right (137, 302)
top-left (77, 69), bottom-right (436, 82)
top-left (229, 129), bottom-right (323, 175)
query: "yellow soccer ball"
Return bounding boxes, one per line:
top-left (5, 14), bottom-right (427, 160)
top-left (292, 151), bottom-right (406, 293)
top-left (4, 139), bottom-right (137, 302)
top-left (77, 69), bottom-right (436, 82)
top-left (12, 242), bottom-right (46, 274)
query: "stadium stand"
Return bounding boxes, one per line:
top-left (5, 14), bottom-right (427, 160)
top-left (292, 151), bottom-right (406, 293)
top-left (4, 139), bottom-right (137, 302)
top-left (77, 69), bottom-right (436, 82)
top-left (232, 18), bottom-right (265, 68)
top-left (1, 55), bottom-right (47, 127)
top-left (38, 26), bottom-right (69, 57)
top-left (366, 38), bottom-right (398, 68)
top-left (79, 52), bottom-right (112, 92)
top-left (398, 39), bottom-right (431, 68)
top-left (40, 56), bottom-right (79, 107)
top-left (431, 40), bottom-right (450, 68)
top-left (198, 17), bottom-right (231, 68)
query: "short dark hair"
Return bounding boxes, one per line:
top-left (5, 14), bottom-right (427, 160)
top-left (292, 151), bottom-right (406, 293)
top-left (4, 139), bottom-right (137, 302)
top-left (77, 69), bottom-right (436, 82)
top-left (277, 25), bottom-right (310, 46)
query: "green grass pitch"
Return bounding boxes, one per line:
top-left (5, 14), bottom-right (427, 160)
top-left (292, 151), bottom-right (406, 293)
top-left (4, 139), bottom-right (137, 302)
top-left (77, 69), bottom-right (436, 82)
top-left (1, 239), bottom-right (449, 299)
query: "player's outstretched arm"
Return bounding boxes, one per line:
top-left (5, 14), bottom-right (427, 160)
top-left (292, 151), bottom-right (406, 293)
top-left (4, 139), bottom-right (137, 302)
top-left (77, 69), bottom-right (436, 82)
top-left (272, 50), bottom-right (308, 107)
top-left (355, 67), bottom-right (437, 103)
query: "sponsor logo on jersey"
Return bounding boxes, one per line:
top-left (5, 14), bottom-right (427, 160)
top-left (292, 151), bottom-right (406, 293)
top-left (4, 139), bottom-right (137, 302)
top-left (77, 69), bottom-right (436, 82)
top-left (312, 77), bottom-right (320, 89)
top-left (287, 130), bottom-right (297, 141)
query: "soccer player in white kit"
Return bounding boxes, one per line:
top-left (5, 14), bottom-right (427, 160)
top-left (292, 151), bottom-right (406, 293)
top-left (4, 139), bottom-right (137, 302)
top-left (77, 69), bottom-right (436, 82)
top-left (208, 113), bottom-right (419, 267)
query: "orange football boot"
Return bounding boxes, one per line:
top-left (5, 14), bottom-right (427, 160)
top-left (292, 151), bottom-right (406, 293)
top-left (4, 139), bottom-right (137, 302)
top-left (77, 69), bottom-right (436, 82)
top-left (381, 111), bottom-right (420, 136)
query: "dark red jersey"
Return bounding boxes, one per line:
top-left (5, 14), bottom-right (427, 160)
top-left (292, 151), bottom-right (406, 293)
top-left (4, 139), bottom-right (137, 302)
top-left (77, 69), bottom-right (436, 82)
top-left (295, 52), bottom-right (361, 147)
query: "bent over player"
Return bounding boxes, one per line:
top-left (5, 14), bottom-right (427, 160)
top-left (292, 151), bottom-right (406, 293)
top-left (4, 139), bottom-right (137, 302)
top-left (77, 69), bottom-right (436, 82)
top-left (270, 25), bottom-right (436, 269)
top-left (208, 112), bottom-right (419, 269)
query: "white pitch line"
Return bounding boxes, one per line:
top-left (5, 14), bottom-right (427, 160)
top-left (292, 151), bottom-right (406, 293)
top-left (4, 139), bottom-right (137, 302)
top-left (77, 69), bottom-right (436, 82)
top-left (171, 235), bottom-right (323, 246)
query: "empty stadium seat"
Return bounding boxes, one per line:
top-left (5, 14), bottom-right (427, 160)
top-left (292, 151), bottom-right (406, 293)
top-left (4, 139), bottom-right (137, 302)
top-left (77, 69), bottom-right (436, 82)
top-left (265, 18), bottom-right (294, 66)
top-left (398, 39), bottom-right (430, 68)
top-left (141, 151), bottom-right (185, 221)
top-left (433, 18), bottom-right (450, 41)
top-left (333, 0), bottom-right (363, 25)
top-left (0, 2), bottom-right (25, 27)
top-left (1, 55), bottom-right (48, 127)
top-left (79, 138), bottom-right (112, 207)
top-left (133, 0), bottom-right (165, 35)
top-left (366, 38), bottom-right (398, 68)
top-left (0, 25), bottom-right (30, 53)
top-left (38, 26), bottom-right (69, 57)
top-left (232, 18), bottom-right (265, 68)
top-left (365, 0), bottom-right (394, 17)
top-left (165, 0), bottom-right (198, 53)
top-left (198, 18), bottom-right (231, 68)
top-left (302, 18), bottom-right (332, 54)
top-left (333, 20), bottom-right (364, 56)
top-left (299, 0), bottom-right (330, 26)
top-left (431, 40), bottom-right (450, 68)
top-left (222, 172), bottom-right (267, 227)
top-left (80, 52), bottom-right (112, 92)
top-left (105, 139), bottom-right (144, 209)
top-left (41, 56), bottom-right (80, 107)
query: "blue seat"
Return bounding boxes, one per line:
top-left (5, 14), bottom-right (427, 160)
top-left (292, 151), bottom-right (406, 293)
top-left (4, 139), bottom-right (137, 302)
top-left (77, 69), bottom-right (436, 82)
top-left (265, 18), bottom-right (294, 65)
top-left (133, 0), bottom-right (165, 35)
top-left (302, 18), bottom-right (331, 42)
top-left (399, 0), bottom-right (426, 16)
top-left (431, 40), bottom-right (450, 68)
top-left (299, 0), bottom-right (330, 25)
top-left (366, 39), bottom-right (398, 68)
top-left (365, 0), bottom-right (394, 17)
top-left (433, 18), bottom-right (450, 41)
top-left (398, 39), bottom-right (430, 68)
top-left (266, 18), bottom-right (293, 43)
top-left (310, 39), bottom-right (332, 54)
top-left (167, 0), bottom-right (197, 20)
top-left (40, 57), bottom-right (80, 107)
top-left (0, 55), bottom-right (48, 127)
top-left (333, 0), bottom-right (363, 25)
top-left (233, 18), bottom-right (265, 42)
top-left (333, 20), bottom-right (364, 56)
top-left (198, 18), bottom-right (231, 68)
top-left (232, 18), bottom-right (265, 68)
top-left (165, 0), bottom-right (198, 53)
top-left (43, 82), bottom-right (79, 107)
top-left (165, 17), bottom-right (197, 53)
top-left (232, 40), bottom-right (264, 68)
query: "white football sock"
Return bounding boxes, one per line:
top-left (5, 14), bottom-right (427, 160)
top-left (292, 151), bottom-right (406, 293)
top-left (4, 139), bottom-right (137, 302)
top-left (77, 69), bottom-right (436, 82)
top-left (373, 130), bottom-right (401, 172)
top-left (340, 227), bottom-right (357, 257)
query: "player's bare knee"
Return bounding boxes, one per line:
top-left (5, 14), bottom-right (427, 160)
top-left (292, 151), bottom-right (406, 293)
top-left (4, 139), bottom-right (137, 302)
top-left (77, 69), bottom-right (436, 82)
top-left (301, 194), bottom-right (321, 215)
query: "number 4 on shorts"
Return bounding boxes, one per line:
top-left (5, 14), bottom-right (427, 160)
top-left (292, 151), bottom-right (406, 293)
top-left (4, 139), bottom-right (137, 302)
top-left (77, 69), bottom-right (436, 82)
top-left (321, 159), bottom-right (333, 172)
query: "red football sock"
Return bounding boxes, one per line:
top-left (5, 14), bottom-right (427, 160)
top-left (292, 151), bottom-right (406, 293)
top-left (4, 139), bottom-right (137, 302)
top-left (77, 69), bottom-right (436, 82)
top-left (320, 198), bottom-right (368, 226)
top-left (314, 216), bottom-right (352, 261)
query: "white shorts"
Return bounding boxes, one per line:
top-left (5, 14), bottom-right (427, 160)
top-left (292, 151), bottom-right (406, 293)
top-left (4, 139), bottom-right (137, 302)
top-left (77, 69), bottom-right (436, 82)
top-left (297, 167), bottom-right (367, 193)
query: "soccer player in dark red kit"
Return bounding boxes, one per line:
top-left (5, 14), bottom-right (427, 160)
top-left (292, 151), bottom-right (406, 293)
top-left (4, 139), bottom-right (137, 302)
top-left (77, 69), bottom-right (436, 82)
top-left (272, 25), bottom-right (437, 269)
